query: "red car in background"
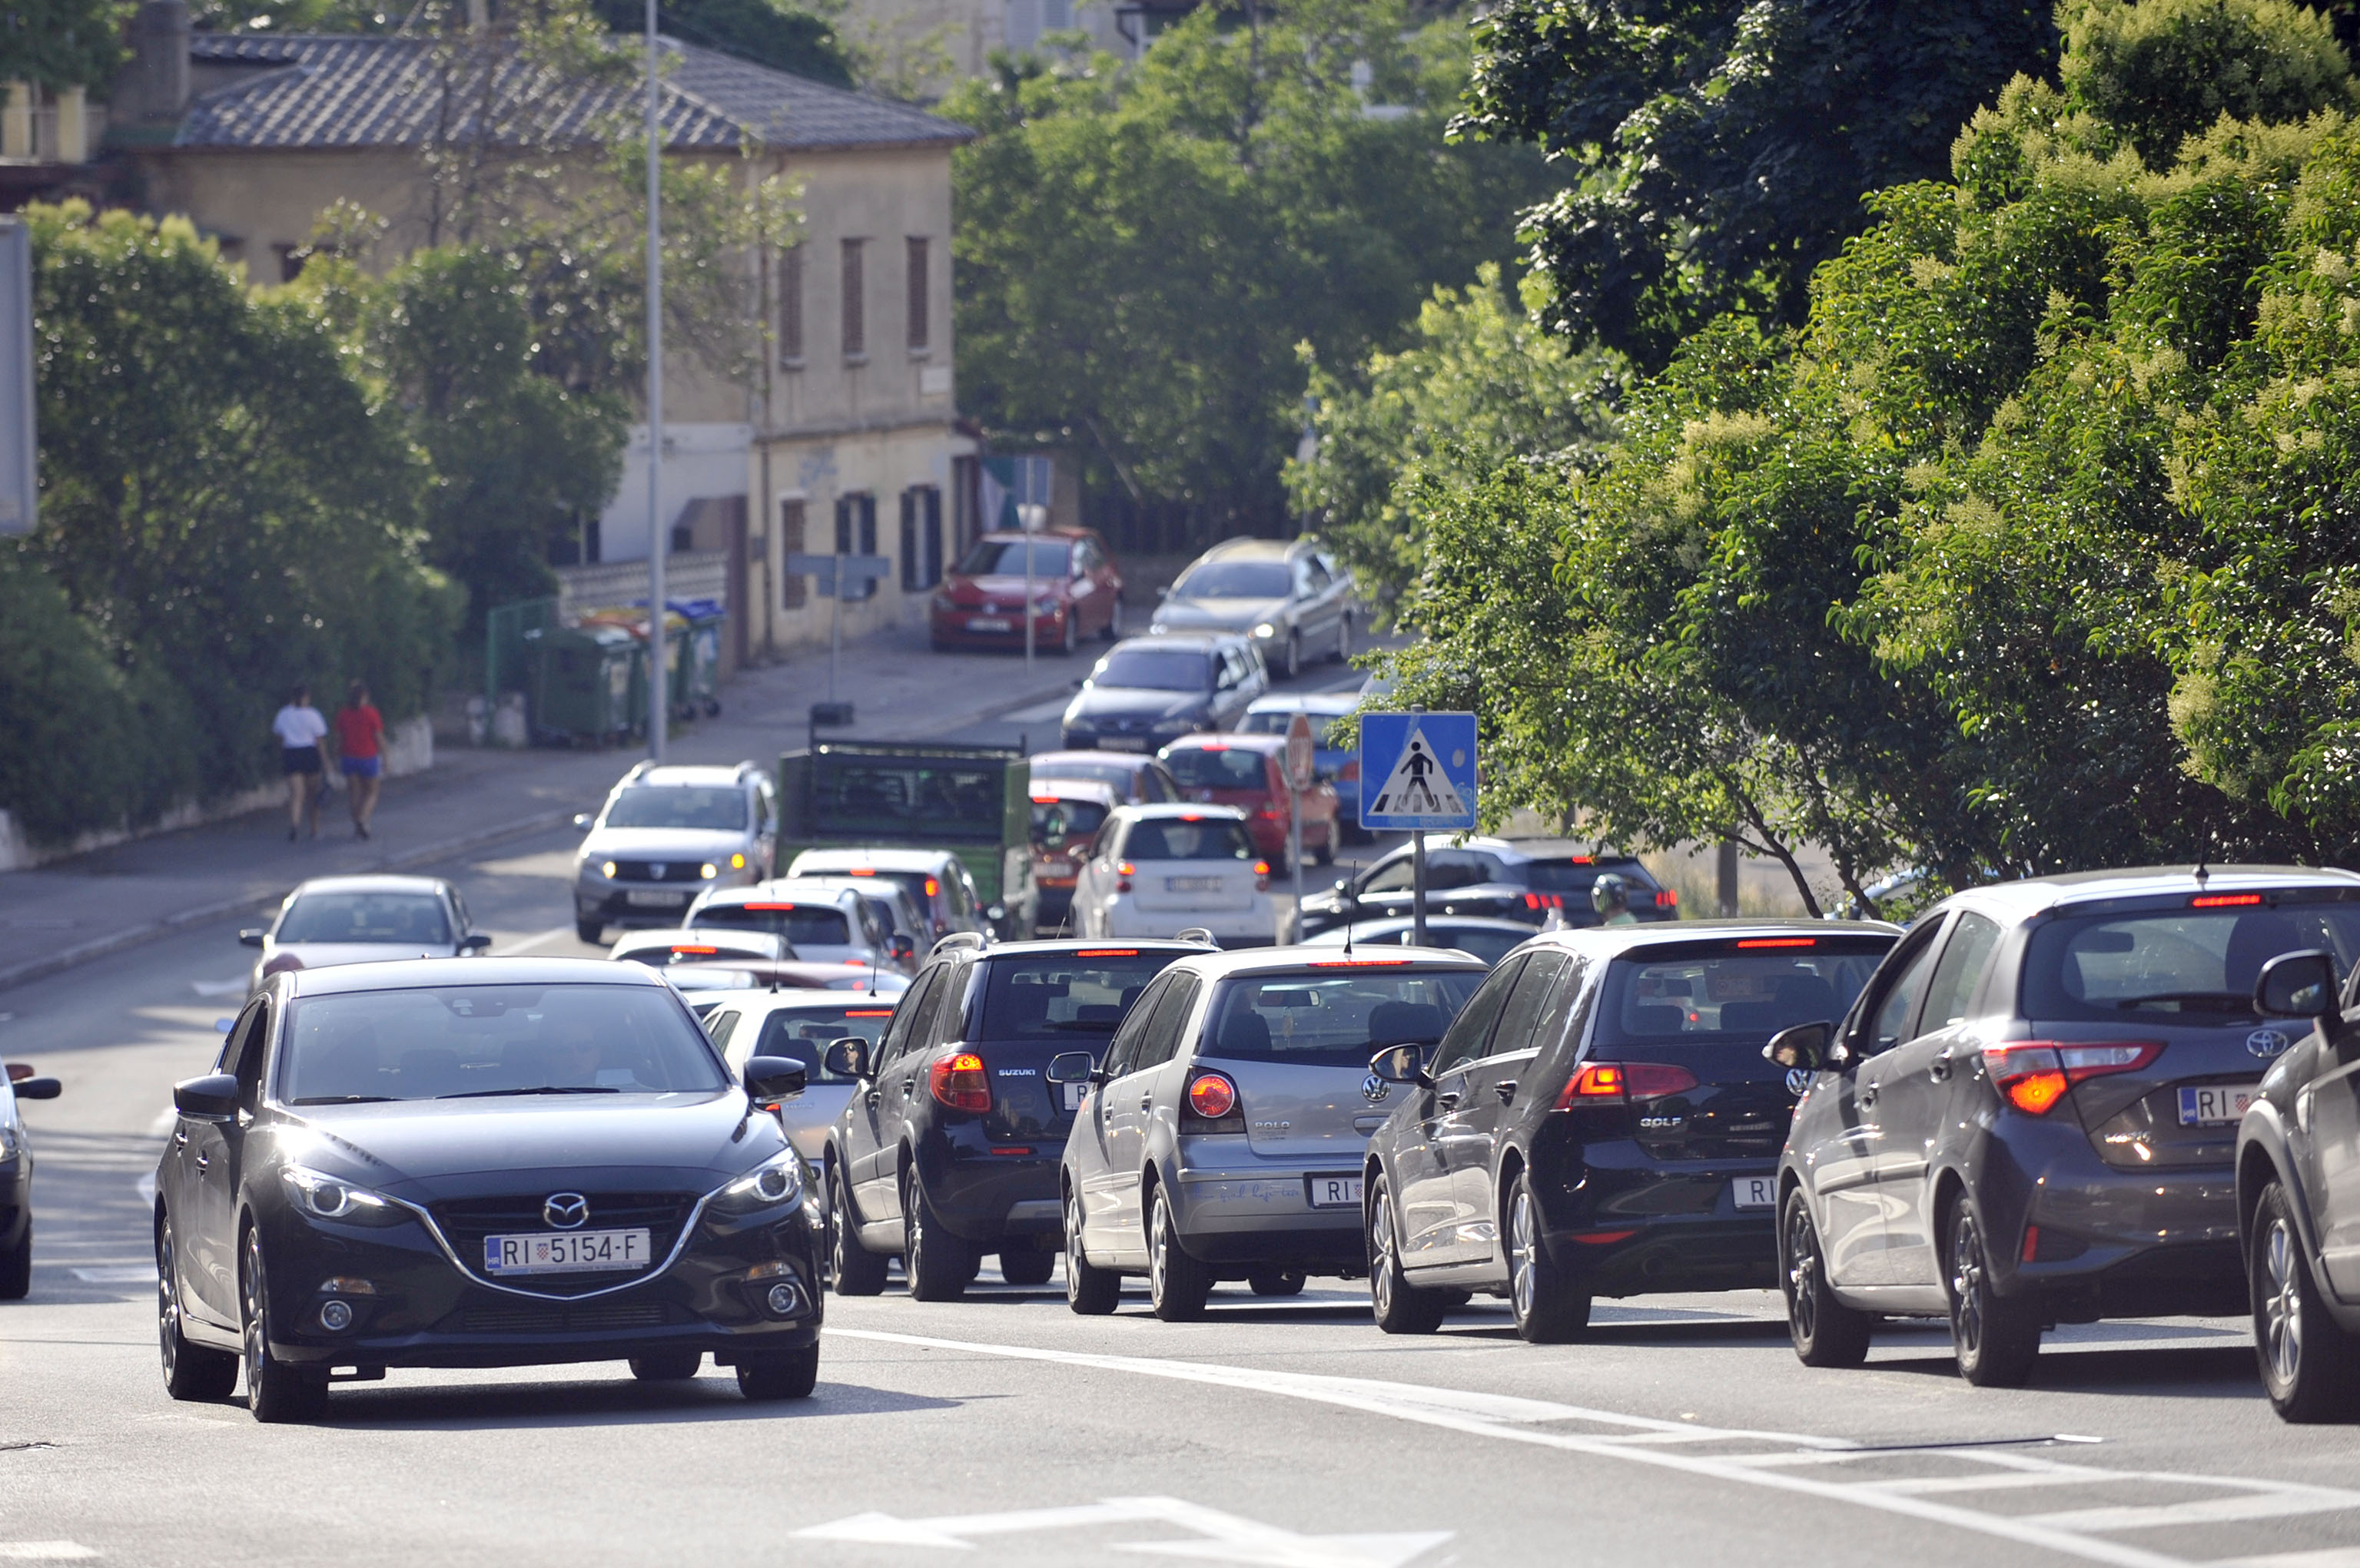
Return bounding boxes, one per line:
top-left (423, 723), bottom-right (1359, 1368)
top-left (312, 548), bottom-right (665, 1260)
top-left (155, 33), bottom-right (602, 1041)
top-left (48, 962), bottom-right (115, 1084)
top-left (929, 528), bottom-right (1125, 655)
top-left (1027, 777), bottom-right (1120, 933)
top-left (1157, 733), bottom-right (1338, 870)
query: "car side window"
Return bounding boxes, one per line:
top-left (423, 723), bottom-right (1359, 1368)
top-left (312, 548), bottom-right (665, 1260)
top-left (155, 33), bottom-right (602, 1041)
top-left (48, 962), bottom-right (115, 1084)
top-left (706, 1009), bottom-right (741, 1049)
top-left (875, 967), bottom-right (943, 1069)
top-left (1303, 555), bottom-right (1332, 592)
top-left (234, 998), bottom-right (273, 1109)
top-left (1147, 763), bottom-right (1179, 802)
top-left (217, 999), bottom-right (265, 1076)
top-left (1857, 923), bottom-right (1948, 1056)
top-left (1426, 851), bottom-right (1487, 892)
top-left (1431, 956), bottom-right (1526, 1077)
top-left (1920, 912), bottom-right (2005, 1035)
top-left (929, 963), bottom-right (974, 1046)
top-left (1098, 974), bottom-right (1173, 1080)
top-left (1363, 857), bottom-right (1418, 895)
top-left (1487, 952), bottom-right (1572, 1059)
top-left (1133, 975), bottom-right (1203, 1072)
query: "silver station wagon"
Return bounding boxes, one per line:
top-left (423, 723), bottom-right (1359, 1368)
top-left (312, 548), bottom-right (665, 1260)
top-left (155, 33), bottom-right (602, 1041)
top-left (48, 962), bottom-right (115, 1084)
top-left (1050, 946), bottom-right (1486, 1319)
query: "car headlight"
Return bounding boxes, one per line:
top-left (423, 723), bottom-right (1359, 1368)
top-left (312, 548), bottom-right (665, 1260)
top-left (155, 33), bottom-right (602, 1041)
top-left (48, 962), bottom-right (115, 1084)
top-left (700, 862), bottom-right (719, 880)
top-left (729, 853), bottom-right (746, 870)
top-left (599, 860), bottom-right (618, 880)
top-left (1035, 595), bottom-right (1058, 614)
top-left (1253, 622), bottom-right (1277, 639)
top-left (280, 1165), bottom-right (404, 1225)
top-left (715, 1147), bottom-right (805, 1211)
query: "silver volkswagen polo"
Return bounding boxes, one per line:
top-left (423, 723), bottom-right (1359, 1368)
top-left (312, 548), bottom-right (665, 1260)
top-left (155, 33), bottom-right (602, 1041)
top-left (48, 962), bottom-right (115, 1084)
top-left (1050, 946), bottom-right (1486, 1319)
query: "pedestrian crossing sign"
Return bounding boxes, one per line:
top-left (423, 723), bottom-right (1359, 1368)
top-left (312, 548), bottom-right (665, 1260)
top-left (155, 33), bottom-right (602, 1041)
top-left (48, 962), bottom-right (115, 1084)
top-left (1359, 711), bottom-right (1477, 831)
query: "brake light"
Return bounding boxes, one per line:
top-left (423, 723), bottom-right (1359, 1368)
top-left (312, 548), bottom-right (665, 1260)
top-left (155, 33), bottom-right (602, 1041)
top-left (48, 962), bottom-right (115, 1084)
top-left (1558, 1062), bottom-right (1700, 1106)
top-left (2192, 893), bottom-right (2263, 907)
top-left (1255, 860), bottom-right (1271, 893)
top-left (672, 944), bottom-right (719, 955)
top-left (1117, 860), bottom-right (1134, 893)
top-left (1980, 1041), bottom-right (2162, 1115)
top-left (1075, 949), bottom-right (1137, 956)
top-left (1307, 957), bottom-right (1411, 966)
top-left (1737, 937), bottom-right (1814, 949)
top-left (1522, 893), bottom-right (1567, 910)
top-left (743, 903), bottom-right (802, 910)
top-left (1569, 856), bottom-right (1594, 864)
top-left (1187, 1072), bottom-right (1236, 1119)
top-left (1655, 889), bottom-right (1678, 908)
top-left (1032, 795), bottom-right (1061, 804)
top-left (847, 867), bottom-right (875, 876)
top-left (929, 1053), bottom-right (991, 1114)
top-left (1198, 743), bottom-right (1229, 752)
top-left (843, 1009), bottom-right (895, 1018)
top-left (924, 877), bottom-right (940, 897)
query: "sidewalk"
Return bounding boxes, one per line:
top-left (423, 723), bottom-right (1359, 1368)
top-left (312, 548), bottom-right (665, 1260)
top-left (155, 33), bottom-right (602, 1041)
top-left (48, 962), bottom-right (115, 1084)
top-left (0, 626), bottom-right (1078, 990)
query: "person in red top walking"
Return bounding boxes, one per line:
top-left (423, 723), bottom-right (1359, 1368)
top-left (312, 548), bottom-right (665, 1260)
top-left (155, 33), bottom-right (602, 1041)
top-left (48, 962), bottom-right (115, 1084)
top-left (334, 680), bottom-right (387, 840)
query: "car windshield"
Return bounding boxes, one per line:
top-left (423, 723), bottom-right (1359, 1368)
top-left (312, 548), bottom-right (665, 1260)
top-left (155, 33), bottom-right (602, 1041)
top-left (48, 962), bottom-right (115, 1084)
top-left (604, 786), bottom-right (747, 831)
top-left (1430, 927), bottom-right (1528, 966)
top-left (1175, 562), bottom-right (1290, 599)
top-left (1595, 941), bottom-right (1895, 1045)
top-left (1238, 710), bottom-right (1335, 743)
top-left (976, 951), bottom-right (1186, 1039)
top-left (1094, 649), bottom-right (1212, 692)
top-left (958, 539), bottom-right (1071, 576)
top-left (809, 757), bottom-right (1006, 839)
top-left (276, 893), bottom-right (450, 946)
top-left (1163, 747), bottom-right (1269, 791)
top-left (745, 1003), bottom-right (901, 1080)
top-left (2023, 900), bottom-right (2360, 1021)
top-left (279, 984), bottom-right (726, 1102)
top-left (1125, 818), bottom-right (1256, 862)
top-left (1032, 799), bottom-right (1110, 842)
top-left (1200, 968), bottom-right (1485, 1066)
top-left (695, 902), bottom-right (853, 946)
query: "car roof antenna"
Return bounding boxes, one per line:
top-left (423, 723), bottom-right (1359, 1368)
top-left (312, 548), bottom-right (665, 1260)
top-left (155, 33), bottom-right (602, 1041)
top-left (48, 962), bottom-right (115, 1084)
top-left (2194, 825), bottom-right (2211, 887)
top-left (1343, 862), bottom-right (1359, 957)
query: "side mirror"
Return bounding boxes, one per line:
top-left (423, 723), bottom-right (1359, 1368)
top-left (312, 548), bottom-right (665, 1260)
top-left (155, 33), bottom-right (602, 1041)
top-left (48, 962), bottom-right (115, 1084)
top-left (1764, 1021), bottom-right (1833, 1072)
top-left (573, 813), bottom-right (595, 832)
top-left (742, 1054), bottom-right (809, 1101)
top-left (173, 1072), bottom-right (241, 1122)
top-left (1367, 1044), bottom-right (1430, 1089)
top-left (4, 1063), bottom-right (31, 1083)
top-left (822, 1039), bottom-right (871, 1081)
top-left (1047, 1050), bottom-right (1098, 1086)
top-left (2257, 950), bottom-right (2341, 1022)
top-left (460, 933), bottom-right (493, 953)
top-left (890, 933), bottom-right (915, 961)
top-left (11, 1076), bottom-right (60, 1101)
top-left (238, 929), bottom-right (267, 949)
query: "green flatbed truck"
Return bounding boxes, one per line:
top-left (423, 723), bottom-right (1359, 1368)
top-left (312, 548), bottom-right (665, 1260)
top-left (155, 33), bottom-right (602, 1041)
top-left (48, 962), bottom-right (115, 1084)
top-left (774, 741), bottom-right (1038, 939)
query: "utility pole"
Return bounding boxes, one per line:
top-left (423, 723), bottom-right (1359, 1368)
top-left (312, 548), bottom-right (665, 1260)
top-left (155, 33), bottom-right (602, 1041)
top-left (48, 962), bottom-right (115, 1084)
top-left (643, 0), bottom-right (667, 761)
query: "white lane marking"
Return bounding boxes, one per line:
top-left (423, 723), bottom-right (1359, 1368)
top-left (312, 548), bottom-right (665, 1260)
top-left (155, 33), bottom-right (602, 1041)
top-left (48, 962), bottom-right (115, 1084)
top-left (134, 1174), bottom-right (155, 1207)
top-left (189, 977), bottom-right (247, 998)
top-left (825, 1328), bottom-right (2354, 1568)
top-left (0, 1545), bottom-right (100, 1560)
top-left (495, 927), bottom-right (579, 956)
top-left (2027, 1481), bottom-right (2360, 1532)
top-left (795, 1495), bottom-right (1449, 1567)
top-left (145, 1109), bottom-right (176, 1138)
top-left (2225, 1553), bottom-right (2360, 1567)
top-left (1000, 696), bottom-right (1077, 724)
top-left (68, 1267), bottom-right (155, 1285)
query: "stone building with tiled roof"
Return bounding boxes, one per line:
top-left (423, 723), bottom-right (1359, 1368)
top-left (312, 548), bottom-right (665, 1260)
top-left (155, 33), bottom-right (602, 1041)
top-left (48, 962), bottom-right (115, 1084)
top-left (105, 3), bottom-right (984, 662)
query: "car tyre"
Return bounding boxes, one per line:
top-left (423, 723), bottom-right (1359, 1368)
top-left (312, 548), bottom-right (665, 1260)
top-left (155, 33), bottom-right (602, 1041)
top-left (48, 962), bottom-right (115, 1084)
top-left (1104, 597), bottom-right (1124, 641)
top-left (1781, 1187), bottom-right (1870, 1367)
top-left (904, 1169), bottom-right (972, 1302)
top-left (1282, 632), bottom-right (1302, 681)
top-left (0, 1218), bottom-right (28, 1301)
top-left (1312, 825), bottom-right (1335, 867)
top-left (574, 917), bottom-right (602, 945)
top-left (1065, 1188), bottom-right (1121, 1315)
top-left (1367, 1177), bottom-right (1446, 1334)
top-left (1506, 1173), bottom-right (1591, 1344)
top-left (1000, 1245), bottom-right (1056, 1287)
top-left (736, 1344), bottom-right (818, 1401)
top-left (829, 1167), bottom-right (889, 1297)
top-left (2253, 1178), bottom-right (2360, 1421)
top-left (1333, 613), bottom-right (1353, 663)
top-left (629, 1351), bottom-right (702, 1381)
top-left (158, 1215), bottom-right (237, 1399)
top-left (1147, 1184), bottom-right (1212, 1322)
top-left (241, 1228), bottom-right (328, 1424)
top-left (1057, 614), bottom-right (1077, 657)
top-left (1947, 1198), bottom-right (2040, 1387)
top-left (1248, 1266), bottom-right (1304, 1298)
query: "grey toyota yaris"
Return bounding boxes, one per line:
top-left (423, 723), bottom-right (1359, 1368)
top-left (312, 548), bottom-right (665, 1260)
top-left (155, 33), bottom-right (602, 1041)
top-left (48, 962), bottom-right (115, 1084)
top-left (1770, 865), bottom-right (2360, 1386)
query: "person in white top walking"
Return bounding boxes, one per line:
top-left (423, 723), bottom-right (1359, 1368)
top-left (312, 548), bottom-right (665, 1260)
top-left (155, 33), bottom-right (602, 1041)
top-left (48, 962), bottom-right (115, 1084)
top-left (271, 685), bottom-right (332, 840)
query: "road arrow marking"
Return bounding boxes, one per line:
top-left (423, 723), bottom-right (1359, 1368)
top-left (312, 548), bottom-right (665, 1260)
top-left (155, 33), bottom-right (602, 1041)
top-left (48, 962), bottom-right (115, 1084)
top-left (792, 1495), bottom-right (1452, 1567)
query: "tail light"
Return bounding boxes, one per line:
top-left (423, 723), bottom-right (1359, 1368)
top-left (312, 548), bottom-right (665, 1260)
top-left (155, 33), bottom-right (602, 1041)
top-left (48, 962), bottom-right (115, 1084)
top-left (1522, 893), bottom-right (1568, 910)
top-left (929, 1053), bottom-right (991, 1114)
top-left (1254, 860), bottom-right (1271, 892)
top-left (1556, 1061), bottom-right (1699, 1108)
top-left (1655, 889), bottom-right (1678, 909)
top-left (1980, 1041), bottom-right (2162, 1116)
top-left (924, 877), bottom-right (940, 898)
top-left (1181, 1070), bottom-right (1243, 1132)
top-left (1116, 860), bottom-right (1134, 893)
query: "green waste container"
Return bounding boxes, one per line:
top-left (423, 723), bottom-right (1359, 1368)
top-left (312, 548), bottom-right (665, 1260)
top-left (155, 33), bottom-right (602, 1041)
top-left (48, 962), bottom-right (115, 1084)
top-left (525, 624), bottom-right (637, 745)
top-left (679, 601), bottom-right (725, 718)
top-left (622, 617), bottom-right (692, 728)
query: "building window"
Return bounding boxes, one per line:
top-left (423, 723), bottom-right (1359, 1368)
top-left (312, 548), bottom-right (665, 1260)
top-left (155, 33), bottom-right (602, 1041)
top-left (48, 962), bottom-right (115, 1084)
top-left (841, 238), bottom-right (866, 360)
top-left (778, 244), bottom-right (805, 366)
top-left (835, 492), bottom-right (877, 599)
top-left (906, 237), bottom-right (929, 354)
top-left (779, 499), bottom-right (806, 609)
top-left (900, 486), bottom-right (942, 591)
top-left (274, 243), bottom-right (307, 283)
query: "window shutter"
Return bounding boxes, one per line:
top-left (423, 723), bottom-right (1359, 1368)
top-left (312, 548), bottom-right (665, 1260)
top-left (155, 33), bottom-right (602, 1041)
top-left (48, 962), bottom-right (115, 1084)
top-left (778, 244), bottom-right (805, 365)
top-left (780, 499), bottom-right (806, 609)
top-left (906, 236), bottom-right (928, 352)
top-left (841, 238), bottom-right (865, 358)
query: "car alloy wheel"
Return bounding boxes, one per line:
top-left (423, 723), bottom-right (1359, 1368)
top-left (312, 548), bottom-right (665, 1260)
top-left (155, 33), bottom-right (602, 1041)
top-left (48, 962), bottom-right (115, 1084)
top-left (158, 1215), bottom-right (237, 1401)
top-left (1059, 613), bottom-right (1077, 656)
top-left (1367, 1178), bottom-right (1444, 1334)
top-left (241, 1228), bottom-right (327, 1423)
top-left (1147, 1185), bottom-right (1209, 1321)
top-left (2252, 1179), bottom-right (2360, 1420)
top-left (829, 1166), bottom-right (888, 1296)
top-left (1105, 598), bottom-right (1124, 641)
top-left (904, 1169), bottom-right (971, 1302)
top-left (1065, 1188), bottom-right (1120, 1315)
top-left (1335, 614), bottom-right (1352, 662)
top-left (1283, 632), bottom-right (1302, 681)
top-left (1781, 1188), bottom-right (1869, 1367)
top-left (1506, 1175), bottom-right (1590, 1343)
top-left (1947, 1201), bottom-right (2039, 1387)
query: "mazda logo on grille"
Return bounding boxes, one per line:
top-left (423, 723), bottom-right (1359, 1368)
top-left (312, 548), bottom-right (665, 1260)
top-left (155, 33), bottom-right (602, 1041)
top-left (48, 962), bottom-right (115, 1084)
top-left (2249, 1029), bottom-right (2293, 1060)
top-left (544, 1192), bottom-right (589, 1229)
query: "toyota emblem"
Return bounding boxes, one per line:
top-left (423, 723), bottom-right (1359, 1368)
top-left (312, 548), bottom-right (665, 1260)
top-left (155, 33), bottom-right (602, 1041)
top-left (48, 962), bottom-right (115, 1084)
top-left (543, 1192), bottom-right (590, 1229)
top-left (2248, 1029), bottom-right (2293, 1060)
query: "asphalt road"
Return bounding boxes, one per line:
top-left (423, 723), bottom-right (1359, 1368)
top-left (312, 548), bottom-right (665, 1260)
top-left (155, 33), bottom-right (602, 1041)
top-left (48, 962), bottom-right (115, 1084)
top-left (11, 656), bottom-right (2357, 1567)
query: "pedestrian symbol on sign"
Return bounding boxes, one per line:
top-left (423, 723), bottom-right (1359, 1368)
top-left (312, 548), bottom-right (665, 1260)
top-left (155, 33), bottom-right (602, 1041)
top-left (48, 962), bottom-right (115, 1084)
top-left (1369, 724), bottom-right (1465, 820)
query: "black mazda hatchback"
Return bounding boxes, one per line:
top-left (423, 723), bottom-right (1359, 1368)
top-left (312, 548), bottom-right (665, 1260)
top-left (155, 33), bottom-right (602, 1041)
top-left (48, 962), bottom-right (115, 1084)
top-left (155, 957), bottom-right (825, 1422)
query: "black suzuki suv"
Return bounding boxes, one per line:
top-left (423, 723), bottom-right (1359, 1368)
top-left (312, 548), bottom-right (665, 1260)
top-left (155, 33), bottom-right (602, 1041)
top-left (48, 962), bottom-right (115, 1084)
top-left (822, 937), bottom-right (1205, 1300)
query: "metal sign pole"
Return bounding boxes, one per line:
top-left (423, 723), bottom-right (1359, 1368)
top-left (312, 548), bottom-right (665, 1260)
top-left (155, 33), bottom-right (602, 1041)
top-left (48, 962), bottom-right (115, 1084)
top-left (642, 0), bottom-right (666, 762)
top-left (1023, 503), bottom-right (1035, 680)
top-left (1412, 830), bottom-right (1427, 948)
top-left (1289, 786), bottom-right (1303, 940)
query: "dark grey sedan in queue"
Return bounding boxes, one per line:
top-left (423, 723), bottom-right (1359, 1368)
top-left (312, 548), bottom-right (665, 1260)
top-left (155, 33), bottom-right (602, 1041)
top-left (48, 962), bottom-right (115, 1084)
top-left (1770, 865), bottom-right (2360, 1386)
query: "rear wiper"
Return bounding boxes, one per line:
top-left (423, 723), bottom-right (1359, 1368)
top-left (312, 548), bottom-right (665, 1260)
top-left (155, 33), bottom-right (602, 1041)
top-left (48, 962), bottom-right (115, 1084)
top-left (436, 1086), bottom-right (622, 1099)
top-left (291, 1095), bottom-right (395, 1105)
top-left (2112, 991), bottom-right (2254, 1013)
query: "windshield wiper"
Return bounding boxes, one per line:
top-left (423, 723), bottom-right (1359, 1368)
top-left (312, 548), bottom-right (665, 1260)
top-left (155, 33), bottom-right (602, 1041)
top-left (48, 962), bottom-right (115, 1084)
top-left (2112, 991), bottom-right (2254, 1013)
top-left (290, 1095), bottom-right (395, 1105)
top-left (436, 1086), bottom-right (622, 1099)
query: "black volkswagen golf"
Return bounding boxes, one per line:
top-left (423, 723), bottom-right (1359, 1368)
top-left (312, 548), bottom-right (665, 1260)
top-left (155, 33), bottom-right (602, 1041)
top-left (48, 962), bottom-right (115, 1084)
top-left (155, 958), bottom-right (824, 1422)
top-left (1362, 921), bottom-right (1898, 1341)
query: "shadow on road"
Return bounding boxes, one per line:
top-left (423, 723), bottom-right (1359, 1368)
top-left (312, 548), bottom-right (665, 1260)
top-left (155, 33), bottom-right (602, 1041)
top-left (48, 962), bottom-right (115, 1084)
top-left (1865, 1344), bottom-right (2259, 1397)
top-left (282, 1373), bottom-right (969, 1431)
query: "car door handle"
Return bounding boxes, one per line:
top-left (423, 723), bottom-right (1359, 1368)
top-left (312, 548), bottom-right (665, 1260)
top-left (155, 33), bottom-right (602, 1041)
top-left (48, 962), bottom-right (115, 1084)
top-left (901, 1076), bottom-right (915, 1094)
top-left (172, 1129), bottom-right (188, 1149)
top-left (865, 1090), bottom-right (881, 1108)
top-left (194, 1151), bottom-right (210, 1171)
top-left (1436, 1089), bottom-right (1460, 1110)
top-left (1495, 1080), bottom-right (1518, 1104)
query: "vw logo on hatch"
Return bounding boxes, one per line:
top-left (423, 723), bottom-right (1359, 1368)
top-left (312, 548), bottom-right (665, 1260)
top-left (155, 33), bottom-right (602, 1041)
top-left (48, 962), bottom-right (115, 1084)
top-left (543, 1192), bottom-right (590, 1229)
top-left (2248, 1029), bottom-right (2294, 1060)
top-left (1785, 1067), bottom-right (1815, 1097)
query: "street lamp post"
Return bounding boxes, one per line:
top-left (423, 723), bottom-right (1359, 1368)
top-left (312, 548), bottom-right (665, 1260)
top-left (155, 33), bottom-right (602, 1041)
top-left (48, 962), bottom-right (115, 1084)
top-left (643, 0), bottom-right (666, 762)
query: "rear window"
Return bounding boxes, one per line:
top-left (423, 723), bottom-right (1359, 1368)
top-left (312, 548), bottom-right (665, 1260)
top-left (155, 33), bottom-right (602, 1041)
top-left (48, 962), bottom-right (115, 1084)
top-left (1521, 859), bottom-right (1655, 894)
top-left (1096, 648), bottom-right (1213, 692)
top-left (1163, 748), bottom-right (1270, 791)
top-left (1032, 799), bottom-right (1110, 840)
top-left (696, 903), bottom-right (852, 946)
top-left (1124, 818), bottom-right (1256, 862)
top-left (748, 1004), bottom-right (901, 1081)
top-left (277, 893), bottom-right (450, 946)
top-left (1432, 927), bottom-right (1529, 966)
top-left (1199, 967), bottom-right (1485, 1066)
top-left (2023, 898), bottom-right (2360, 1023)
top-left (974, 951), bottom-right (1186, 1039)
top-left (1595, 939), bottom-right (1895, 1046)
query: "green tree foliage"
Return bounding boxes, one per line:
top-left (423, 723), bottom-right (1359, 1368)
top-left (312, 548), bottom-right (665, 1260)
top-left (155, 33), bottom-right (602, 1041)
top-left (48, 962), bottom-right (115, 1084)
top-left (1285, 262), bottom-right (1623, 612)
top-left (1459, 0), bottom-right (2060, 369)
top-left (590, 0), bottom-right (853, 85)
top-left (946, 0), bottom-right (1549, 533)
top-left (1, 0), bottom-right (131, 90)
top-left (2063, 0), bottom-right (2357, 165)
top-left (18, 203), bottom-right (456, 843)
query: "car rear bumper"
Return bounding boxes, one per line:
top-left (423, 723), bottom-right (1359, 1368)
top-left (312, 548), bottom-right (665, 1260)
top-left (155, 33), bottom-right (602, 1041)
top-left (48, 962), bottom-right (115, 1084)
top-left (1999, 1137), bottom-right (2244, 1316)
top-left (1168, 1152), bottom-right (1363, 1258)
top-left (1103, 900), bottom-right (1273, 940)
top-left (1530, 1145), bottom-right (1782, 1295)
top-left (931, 609), bottom-right (1065, 648)
top-left (917, 1142), bottom-right (1066, 1245)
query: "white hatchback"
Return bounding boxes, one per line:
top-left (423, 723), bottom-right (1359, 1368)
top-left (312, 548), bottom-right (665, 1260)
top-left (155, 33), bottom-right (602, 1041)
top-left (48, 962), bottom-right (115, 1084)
top-left (1070, 804), bottom-right (1276, 945)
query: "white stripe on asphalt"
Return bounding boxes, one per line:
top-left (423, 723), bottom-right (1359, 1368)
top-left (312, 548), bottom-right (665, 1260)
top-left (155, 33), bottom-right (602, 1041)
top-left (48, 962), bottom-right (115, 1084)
top-left (0, 1545), bottom-right (99, 1560)
top-left (826, 1328), bottom-right (2359, 1568)
top-left (494, 927), bottom-right (579, 956)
